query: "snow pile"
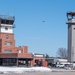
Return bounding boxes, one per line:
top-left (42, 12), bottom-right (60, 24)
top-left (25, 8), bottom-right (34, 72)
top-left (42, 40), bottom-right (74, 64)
top-left (31, 67), bottom-right (51, 72)
top-left (0, 67), bottom-right (52, 73)
top-left (0, 67), bottom-right (23, 73)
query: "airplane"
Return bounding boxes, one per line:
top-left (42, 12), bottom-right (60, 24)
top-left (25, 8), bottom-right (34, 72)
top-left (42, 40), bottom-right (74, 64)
top-left (42, 21), bottom-right (45, 22)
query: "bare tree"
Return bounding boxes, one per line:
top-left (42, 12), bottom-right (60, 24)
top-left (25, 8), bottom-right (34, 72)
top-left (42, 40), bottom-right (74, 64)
top-left (57, 48), bottom-right (68, 59)
top-left (45, 53), bottom-right (49, 58)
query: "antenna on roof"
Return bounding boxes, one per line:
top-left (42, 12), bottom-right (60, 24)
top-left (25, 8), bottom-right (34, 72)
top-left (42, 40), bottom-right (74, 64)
top-left (67, 11), bottom-right (75, 20)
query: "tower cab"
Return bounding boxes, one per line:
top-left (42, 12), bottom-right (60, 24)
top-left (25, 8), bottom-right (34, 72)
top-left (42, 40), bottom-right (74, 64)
top-left (0, 15), bottom-right (15, 33)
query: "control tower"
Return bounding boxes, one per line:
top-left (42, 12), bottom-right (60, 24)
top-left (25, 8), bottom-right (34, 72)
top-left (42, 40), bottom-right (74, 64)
top-left (0, 15), bottom-right (15, 53)
top-left (66, 12), bottom-right (75, 63)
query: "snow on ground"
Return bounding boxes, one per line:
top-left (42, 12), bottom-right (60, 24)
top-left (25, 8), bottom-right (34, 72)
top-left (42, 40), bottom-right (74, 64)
top-left (0, 67), bottom-right (52, 74)
top-left (31, 67), bottom-right (51, 72)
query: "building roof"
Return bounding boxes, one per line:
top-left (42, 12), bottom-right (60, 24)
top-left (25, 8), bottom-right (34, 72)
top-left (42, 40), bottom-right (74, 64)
top-left (0, 15), bottom-right (15, 20)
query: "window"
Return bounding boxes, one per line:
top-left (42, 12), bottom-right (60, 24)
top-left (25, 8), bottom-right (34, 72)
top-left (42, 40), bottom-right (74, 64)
top-left (6, 35), bottom-right (9, 39)
top-left (5, 27), bottom-right (8, 30)
top-left (5, 42), bottom-right (12, 46)
top-left (4, 50), bottom-right (12, 53)
top-left (6, 20), bottom-right (9, 24)
top-left (9, 20), bottom-right (14, 24)
top-left (1, 19), bottom-right (5, 24)
top-left (1, 19), bottom-right (14, 25)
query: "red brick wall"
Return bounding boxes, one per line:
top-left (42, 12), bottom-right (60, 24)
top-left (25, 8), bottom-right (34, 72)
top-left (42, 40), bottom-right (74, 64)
top-left (14, 46), bottom-right (28, 53)
top-left (18, 53), bottom-right (32, 58)
top-left (31, 57), bottom-right (45, 66)
top-left (0, 39), bottom-right (2, 53)
top-left (0, 33), bottom-right (15, 53)
top-left (0, 33), bottom-right (29, 54)
top-left (0, 53), bottom-right (18, 58)
top-left (42, 61), bottom-right (48, 67)
top-left (14, 47), bottom-right (23, 53)
top-left (23, 46), bottom-right (28, 53)
top-left (0, 33), bottom-right (14, 39)
top-left (0, 53), bottom-right (33, 58)
top-left (0, 33), bottom-right (34, 66)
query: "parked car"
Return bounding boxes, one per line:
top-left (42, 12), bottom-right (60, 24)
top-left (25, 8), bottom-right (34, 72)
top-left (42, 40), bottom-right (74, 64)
top-left (64, 63), bottom-right (73, 69)
top-left (56, 64), bottom-right (64, 68)
top-left (72, 63), bottom-right (75, 68)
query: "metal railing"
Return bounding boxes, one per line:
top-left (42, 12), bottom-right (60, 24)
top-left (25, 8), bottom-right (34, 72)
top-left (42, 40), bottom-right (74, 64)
top-left (0, 15), bottom-right (15, 20)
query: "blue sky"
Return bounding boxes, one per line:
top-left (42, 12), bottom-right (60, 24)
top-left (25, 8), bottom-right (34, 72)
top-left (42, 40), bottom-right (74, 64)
top-left (0, 0), bottom-right (75, 57)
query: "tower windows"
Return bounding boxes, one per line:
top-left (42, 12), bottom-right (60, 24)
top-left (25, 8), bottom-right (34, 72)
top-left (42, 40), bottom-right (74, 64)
top-left (1, 19), bottom-right (14, 24)
top-left (10, 20), bottom-right (14, 24)
top-left (6, 20), bottom-right (9, 24)
top-left (1, 19), bottom-right (5, 24)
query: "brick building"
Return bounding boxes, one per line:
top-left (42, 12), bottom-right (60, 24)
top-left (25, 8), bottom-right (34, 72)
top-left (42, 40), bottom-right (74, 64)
top-left (0, 15), bottom-right (47, 67)
top-left (32, 53), bottom-right (48, 67)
